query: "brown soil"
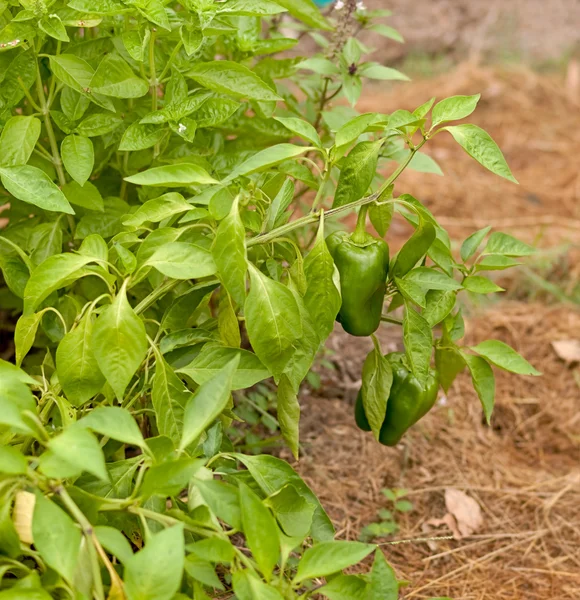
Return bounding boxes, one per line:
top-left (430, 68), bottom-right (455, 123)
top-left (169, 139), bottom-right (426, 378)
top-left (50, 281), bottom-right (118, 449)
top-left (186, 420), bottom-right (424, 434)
top-left (288, 65), bottom-right (580, 599)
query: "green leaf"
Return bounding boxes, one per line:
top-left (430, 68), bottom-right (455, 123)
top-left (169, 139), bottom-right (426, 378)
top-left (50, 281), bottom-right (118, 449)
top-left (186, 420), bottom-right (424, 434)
top-left (461, 353), bottom-right (495, 423)
top-left (196, 480), bottom-right (241, 530)
top-left (49, 427), bottom-right (109, 482)
top-left (435, 346), bottom-right (465, 393)
top-left (95, 526), bottom-right (134, 565)
top-left (188, 61), bottom-right (282, 101)
top-left (0, 446), bottom-right (28, 474)
top-left (0, 166), bottom-right (74, 214)
top-left (61, 135), bottom-right (94, 185)
top-left (63, 180), bottom-right (104, 212)
top-left (463, 275), bottom-right (504, 294)
top-left (391, 219), bottom-right (436, 278)
top-left (484, 232), bottom-right (534, 256)
top-left (277, 373), bottom-right (300, 459)
top-left (334, 113), bottom-right (384, 151)
top-left (24, 253), bottom-right (94, 314)
top-left (92, 282), bottom-right (148, 400)
top-left (178, 344), bottom-right (270, 390)
top-left (369, 202), bottom-right (394, 238)
top-left (14, 312), bottom-right (42, 366)
top-left (212, 196), bottom-right (248, 306)
top-left (403, 304), bottom-right (433, 384)
top-left (470, 340), bottom-right (540, 375)
top-left (232, 571), bottom-right (284, 600)
top-left (32, 493), bottom-right (82, 583)
top-left (226, 144), bottom-right (308, 181)
top-left (123, 193), bottom-right (192, 228)
top-left (274, 116), bottom-right (321, 147)
top-left (239, 482), bottom-right (280, 581)
top-left (61, 87), bottom-right (90, 121)
top-left (119, 122), bottom-right (166, 151)
top-left (395, 276), bottom-right (426, 308)
top-left (432, 94), bottom-right (480, 128)
top-left (233, 454), bottom-right (334, 542)
top-left (180, 356), bottom-right (238, 451)
top-left (408, 151), bottom-right (443, 175)
top-left (319, 575), bottom-right (368, 600)
top-left (122, 28), bottom-right (151, 62)
top-left (216, 0), bottom-right (287, 15)
top-left (265, 0), bottom-right (331, 28)
top-left (423, 290), bottom-right (456, 326)
top-left (141, 458), bottom-right (203, 498)
top-left (367, 549), bottom-right (398, 600)
top-left (56, 311), bottom-right (105, 407)
top-left (184, 554), bottom-right (224, 590)
top-left (152, 349), bottom-right (192, 445)
top-left (0, 116), bottom-right (41, 167)
top-left (265, 483), bottom-right (315, 539)
top-left (180, 21), bottom-right (203, 56)
top-left (294, 541), bottom-right (375, 583)
top-left (75, 114), bottom-right (123, 137)
top-left (244, 264), bottom-right (302, 378)
top-left (187, 537), bottom-right (235, 564)
top-left (80, 406), bottom-right (146, 447)
top-left (49, 54), bottom-right (94, 92)
top-left (303, 217), bottom-right (341, 341)
top-left (144, 242), bottom-right (217, 279)
top-left (475, 254), bottom-right (521, 271)
top-left (444, 124), bottom-right (518, 183)
top-left (124, 164), bottom-right (218, 187)
top-left (359, 63), bottom-right (409, 81)
top-left (124, 525), bottom-right (184, 600)
top-left (134, 0), bottom-right (171, 30)
top-left (362, 347), bottom-right (393, 440)
top-left (460, 226), bottom-right (491, 261)
top-left (91, 53), bottom-right (149, 98)
top-left (333, 140), bottom-right (383, 208)
top-left (403, 267), bottom-right (462, 291)
top-left (368, 23), bottom-right (404, 42)
top-left (39, 14), bottom-right (70, 42)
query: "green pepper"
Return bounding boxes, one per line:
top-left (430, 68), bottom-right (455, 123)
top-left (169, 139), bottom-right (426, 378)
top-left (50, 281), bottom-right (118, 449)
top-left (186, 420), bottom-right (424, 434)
top-left (355, 352), bottom-right (439, 446)
top-left (326, 227), bottom-right (389, 337)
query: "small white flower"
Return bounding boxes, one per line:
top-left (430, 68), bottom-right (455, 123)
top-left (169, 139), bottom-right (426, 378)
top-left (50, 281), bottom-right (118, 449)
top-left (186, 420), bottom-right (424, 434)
top-left (356, 1), bottom-right (366, 10)
top-left (334, 0), bottom-right (345, 10)
top-left (438, 395), bottom-right (448, 407)
top-left (178, 123), bottom-right (187, 133)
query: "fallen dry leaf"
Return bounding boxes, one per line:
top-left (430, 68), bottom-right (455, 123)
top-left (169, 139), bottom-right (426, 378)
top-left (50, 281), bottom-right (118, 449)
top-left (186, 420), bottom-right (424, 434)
top-left (551, 340), bottom-right (580, 364)
top-left (445, 488), bottom-right (483, 538)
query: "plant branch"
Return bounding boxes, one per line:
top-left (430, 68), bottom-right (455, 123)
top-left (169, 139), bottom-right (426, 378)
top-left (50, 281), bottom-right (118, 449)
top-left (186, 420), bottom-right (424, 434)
top-left (248, 138), bottom-right (426, 247)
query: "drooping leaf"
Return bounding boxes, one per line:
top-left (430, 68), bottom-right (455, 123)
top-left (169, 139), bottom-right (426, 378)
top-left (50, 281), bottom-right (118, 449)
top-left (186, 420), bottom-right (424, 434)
top-left (91, 282), bottom-right (148, 400)
top-left (32, 494), bottom-right (82, 584)
top-left (244, 264), bottom-right (302, 379)
top-left (212, 196), bottom-right (248, 306)
top-left (56, 311), bottom-right (105, 407)
top-left (461, 353), bottom-right (495, 423)
top-left (403, 304), bottom-right (433, 385)
top-left (239, 483), bottom-right (280, 581)
top-left (180, 355), bottom-right (238, 451)
top-left (362, 346), bottom-right (393, 440)
top-left (124, 525), bottom-right (184, 600)
top-left (470, 340), bottom-right (540, 376)
top-left (445, 124), bottom-right (518, 183)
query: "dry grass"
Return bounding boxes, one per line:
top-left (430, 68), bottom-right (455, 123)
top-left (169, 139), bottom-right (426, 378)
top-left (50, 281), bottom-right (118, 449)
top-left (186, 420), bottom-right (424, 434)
top-left (288, 65), bottom-right (580, 599)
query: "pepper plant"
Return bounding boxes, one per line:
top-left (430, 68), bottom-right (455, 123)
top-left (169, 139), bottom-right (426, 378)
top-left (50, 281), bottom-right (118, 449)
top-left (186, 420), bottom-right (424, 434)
top-left (0, 0), bottom-right (540, 598)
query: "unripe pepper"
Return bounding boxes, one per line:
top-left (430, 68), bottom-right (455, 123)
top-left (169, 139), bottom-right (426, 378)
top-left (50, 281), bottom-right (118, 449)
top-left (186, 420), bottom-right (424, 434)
top-left (326, 208), bottom-right (389, 337)
top-left (355, 352), bottom-right (439, 446)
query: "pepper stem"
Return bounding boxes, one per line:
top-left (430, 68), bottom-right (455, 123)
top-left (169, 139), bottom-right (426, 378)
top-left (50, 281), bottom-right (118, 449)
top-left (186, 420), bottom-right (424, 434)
top-left (350, 204), bottom-right (369, 245)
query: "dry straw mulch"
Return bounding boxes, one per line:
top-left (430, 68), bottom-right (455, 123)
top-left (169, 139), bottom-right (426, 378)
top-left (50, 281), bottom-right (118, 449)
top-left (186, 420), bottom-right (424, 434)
top-left (290, 65), bottom-right (580, 599)
top-left (296, 303), bottom-right (580, 600)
